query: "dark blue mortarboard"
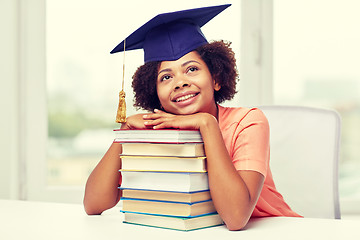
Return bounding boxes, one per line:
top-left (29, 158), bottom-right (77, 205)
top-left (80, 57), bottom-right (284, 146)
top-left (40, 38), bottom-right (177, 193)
top-left (110, 4), bottom-right (231, 63)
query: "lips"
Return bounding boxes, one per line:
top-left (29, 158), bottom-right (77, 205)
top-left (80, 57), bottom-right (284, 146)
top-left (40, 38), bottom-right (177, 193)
top-left (172, 92), bottom-right (199, 102)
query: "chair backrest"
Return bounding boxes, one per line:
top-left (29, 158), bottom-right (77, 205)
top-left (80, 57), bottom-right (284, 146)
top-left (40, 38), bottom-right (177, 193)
top-left (259, 105), bottom-right (341, 219)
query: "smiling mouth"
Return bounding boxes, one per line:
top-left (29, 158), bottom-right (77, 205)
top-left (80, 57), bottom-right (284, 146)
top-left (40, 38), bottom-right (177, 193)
top-left (174, 93), bottom-right (199, 102)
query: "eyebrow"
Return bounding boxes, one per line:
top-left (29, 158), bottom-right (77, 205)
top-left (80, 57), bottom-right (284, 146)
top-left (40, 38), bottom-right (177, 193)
top-left (158, 60), bottom-right (201, 75)
top-left (181, 60), bottom-right (201, 68)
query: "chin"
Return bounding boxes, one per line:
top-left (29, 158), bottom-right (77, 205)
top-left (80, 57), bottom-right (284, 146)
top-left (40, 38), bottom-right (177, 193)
top-left (178, 108), bottom-right (200, 115)
top-left (164, 104), bottom-right (201, 115)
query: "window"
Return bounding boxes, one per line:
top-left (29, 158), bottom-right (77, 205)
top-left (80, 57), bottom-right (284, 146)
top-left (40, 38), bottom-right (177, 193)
top-left (273, 0), bottom-right (360, 213)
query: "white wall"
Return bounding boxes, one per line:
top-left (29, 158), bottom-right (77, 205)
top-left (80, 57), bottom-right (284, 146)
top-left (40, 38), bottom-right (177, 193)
top-left (0, 0), bottom-right (20, 199)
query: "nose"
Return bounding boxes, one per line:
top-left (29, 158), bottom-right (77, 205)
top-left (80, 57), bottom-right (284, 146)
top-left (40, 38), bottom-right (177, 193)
top-left (174, 75), bottom-right (191, 90)
top-left (175, 83), bottom-right (190, 90)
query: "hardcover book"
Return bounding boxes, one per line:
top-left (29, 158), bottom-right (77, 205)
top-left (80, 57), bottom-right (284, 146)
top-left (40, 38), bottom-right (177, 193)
top-left (121, 142), bottom-right (205, 157)
top-left (121, 198), bottom-right (216, 217)
top-left (120, 171), bottom-right (209, 192)
top-left (122, 189), bottom-right (211, 203)
top-left (123, 212), bottom-right (223, 231)
top-left (113, 129), bottom-right (203, 143)
top-left (120, 155), bottom-right (207, 172)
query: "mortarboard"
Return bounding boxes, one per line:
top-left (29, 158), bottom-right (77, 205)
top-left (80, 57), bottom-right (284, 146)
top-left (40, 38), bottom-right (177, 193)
top-left (111, 4), bottom-right (231, 62)
top-left (112, 4), bottom-right (231, 123)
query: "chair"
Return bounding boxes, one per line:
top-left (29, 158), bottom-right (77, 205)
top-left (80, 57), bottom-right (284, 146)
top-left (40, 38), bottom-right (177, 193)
top-left (258, 105), bottom-right (341, 219)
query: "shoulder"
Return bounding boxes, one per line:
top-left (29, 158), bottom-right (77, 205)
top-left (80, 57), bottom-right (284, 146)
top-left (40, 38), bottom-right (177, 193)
top-left (218, 105), bottom-right (268, 128)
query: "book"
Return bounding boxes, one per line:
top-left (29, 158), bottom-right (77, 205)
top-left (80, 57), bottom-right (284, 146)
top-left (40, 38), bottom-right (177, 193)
top-left (123, 212), bottom-right (223, 231)
top-left (121, 142), bottom-right (205, 157)
top-left (122, 189), bottom-right (211, 203)
top-left (113, 129), bottom-right (203, 143)
top-left (121, 198), bottom-right (216, 217)
top-left (120, 155), bottom-right (207, 172)
top-left (120, 171), bottom-right (209, 192)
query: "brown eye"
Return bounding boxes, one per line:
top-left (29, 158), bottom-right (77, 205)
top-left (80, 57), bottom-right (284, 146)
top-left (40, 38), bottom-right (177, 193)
top-left (187, 66), bottom-right (198, 73)
top-left (161, 75), bottom-right (172, 82)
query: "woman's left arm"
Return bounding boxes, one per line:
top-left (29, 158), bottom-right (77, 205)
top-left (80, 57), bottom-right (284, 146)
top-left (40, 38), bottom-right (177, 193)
top-left (144, 110), bottom-right (264, 230)
top-left (198, 114), bottom-right (264, 230)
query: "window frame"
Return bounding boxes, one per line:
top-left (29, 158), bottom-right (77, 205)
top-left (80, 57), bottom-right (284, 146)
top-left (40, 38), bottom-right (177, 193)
top-left (19, 0), bottom-right (84, 202)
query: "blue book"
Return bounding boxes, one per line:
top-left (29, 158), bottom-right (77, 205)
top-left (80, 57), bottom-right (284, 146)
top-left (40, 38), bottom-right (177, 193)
top-left (122, 212), bottom-right (223, 231)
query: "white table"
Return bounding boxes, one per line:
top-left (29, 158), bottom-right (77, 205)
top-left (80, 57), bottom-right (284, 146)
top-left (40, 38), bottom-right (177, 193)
top-left (1, 200), bottom-right (359, 240)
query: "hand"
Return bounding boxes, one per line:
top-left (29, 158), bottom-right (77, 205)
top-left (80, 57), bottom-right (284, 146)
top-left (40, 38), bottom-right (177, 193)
top-left (142, 109), bottom-right (216, 130)
top-left (120, 113), bottom-right (150, 130)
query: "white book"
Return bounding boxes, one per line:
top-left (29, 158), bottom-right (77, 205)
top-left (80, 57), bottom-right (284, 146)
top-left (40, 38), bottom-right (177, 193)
top-left (113, 129), bottom-right (203, 143)
top-left (120, 171), bottom-right (209, 192)
top-left (121, 143), bottom-right (205, 157)
top-left (120, 155), bottom-right (206, 172)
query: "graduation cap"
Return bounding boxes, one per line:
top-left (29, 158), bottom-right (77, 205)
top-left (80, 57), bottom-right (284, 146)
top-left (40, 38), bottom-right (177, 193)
top-left (112, 4), bottom-right (231, 123)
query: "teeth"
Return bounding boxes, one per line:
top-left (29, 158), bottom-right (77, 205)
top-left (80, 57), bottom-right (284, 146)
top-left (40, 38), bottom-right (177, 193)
top-left (175, 94), bottom-right (196, 102)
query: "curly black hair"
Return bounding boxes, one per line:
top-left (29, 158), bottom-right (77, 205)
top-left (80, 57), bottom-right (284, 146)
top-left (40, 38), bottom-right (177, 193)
top-left (132, 40), bottom-right (239, 111)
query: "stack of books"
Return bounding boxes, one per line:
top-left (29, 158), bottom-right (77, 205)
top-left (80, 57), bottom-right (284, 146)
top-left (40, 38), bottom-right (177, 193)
top-left (114, 129), bottom-right (223, 231)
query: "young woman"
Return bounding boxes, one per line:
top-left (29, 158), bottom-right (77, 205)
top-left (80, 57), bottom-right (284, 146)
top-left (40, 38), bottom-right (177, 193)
top-left (83, 5), bottom-right (301, 231)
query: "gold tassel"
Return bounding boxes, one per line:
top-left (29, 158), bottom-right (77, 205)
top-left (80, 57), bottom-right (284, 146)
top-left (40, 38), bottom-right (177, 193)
top-left (116, 39), bottom-right (127, 123)
top-left (116, 90), bottom-right (126, 123)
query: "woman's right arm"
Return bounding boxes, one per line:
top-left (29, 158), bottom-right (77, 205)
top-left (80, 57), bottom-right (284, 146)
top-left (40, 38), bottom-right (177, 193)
top-left (83, 142), bottom-right (122, 215)
top-left (83, 113), bottom-right (148, 215)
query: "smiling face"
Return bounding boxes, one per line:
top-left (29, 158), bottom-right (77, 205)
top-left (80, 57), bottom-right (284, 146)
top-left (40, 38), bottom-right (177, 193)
top-left (156, 51), bottom-right (220, 117)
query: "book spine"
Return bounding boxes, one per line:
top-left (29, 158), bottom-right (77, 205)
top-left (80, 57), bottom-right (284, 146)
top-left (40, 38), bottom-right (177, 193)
top-left (120, 210), bottom-right (217, 218)
top-left (120, 197), bottom-right (212, 205)
top-left (119, 188), bottom-right (209, 194)
top-left (119, 171), bottom-right (209, 192)
top-left (114, 139), bottom-right (203, 144)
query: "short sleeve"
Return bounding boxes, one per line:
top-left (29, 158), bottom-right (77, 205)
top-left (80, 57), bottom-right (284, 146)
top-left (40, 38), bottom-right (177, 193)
top-left (230, 109), bottom-right (270, 177)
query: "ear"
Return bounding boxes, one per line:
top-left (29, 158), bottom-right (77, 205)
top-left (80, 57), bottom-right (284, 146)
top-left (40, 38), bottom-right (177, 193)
top-left (214, 81), bottom-right (221, 91)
